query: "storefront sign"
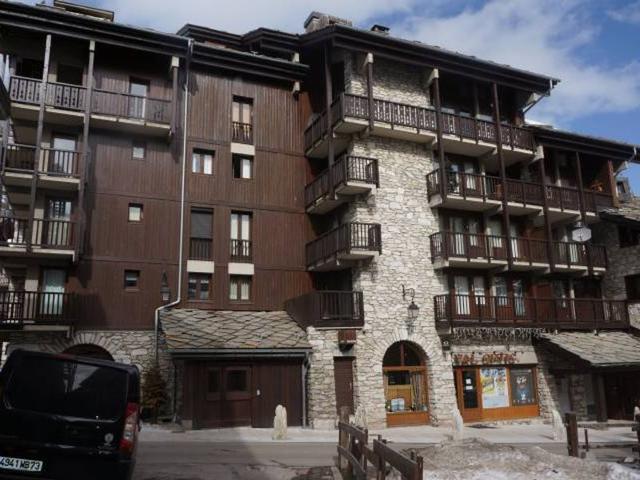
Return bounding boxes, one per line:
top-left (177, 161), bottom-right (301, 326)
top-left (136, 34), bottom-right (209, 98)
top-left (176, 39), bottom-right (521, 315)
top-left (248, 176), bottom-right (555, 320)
top-left (480, 367), bottom-right (509, 409)
top-left (452, 350), bottom-right (538, 366)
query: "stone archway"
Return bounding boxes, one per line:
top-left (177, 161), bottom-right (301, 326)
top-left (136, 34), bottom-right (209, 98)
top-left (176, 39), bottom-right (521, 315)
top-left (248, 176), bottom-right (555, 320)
top-left (64, 343), bottom-right (114, 361)
top-left (382, 340), bottom-right (430, 427)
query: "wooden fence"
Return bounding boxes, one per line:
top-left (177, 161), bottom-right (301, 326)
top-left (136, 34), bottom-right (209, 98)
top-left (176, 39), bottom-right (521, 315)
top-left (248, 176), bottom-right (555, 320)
top-left (337, 412), bottom-right (423, 479)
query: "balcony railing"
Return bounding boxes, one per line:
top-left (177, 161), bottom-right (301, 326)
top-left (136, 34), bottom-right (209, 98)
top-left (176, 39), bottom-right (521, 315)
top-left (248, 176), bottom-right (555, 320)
top-left (429, 231), bottom-right (607, 268)
top-left (189, 238), bottom-right (213, 261)
top-left (307, 222), bottom-right (381, 267)
top-left (232, 121), bottom-right (253, 144)
top-left (2, 143), bottom-right (81, 177)
top-left (285, 290), bottom-right (364, 329)
top-left (0, 291), bottom-right (78, 328)
top-left (435, 294), bottom-right (629, 330)
top-left (230, 239), bottom-right (252, 262)
top-left (9, 76), bottom-right (171, 124)
top-left (426, 169), bottom-right (613, 213)
top-left (0, 216), bottom-right (75, 249)
top-left (305, 155), bottom-right (379, 207)
top-left (304, 93), bottom-right (534, 152)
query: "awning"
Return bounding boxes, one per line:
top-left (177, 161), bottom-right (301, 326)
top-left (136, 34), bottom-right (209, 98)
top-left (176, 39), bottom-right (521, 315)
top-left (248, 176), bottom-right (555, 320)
top-left (539, 331), bottom-right (640, 368)
top-left (160, 309), bottom-right (311, 359)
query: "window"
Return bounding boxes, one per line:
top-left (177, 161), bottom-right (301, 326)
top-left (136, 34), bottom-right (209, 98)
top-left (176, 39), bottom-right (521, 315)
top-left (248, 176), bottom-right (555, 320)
top-left (51, 135), bottom-right (77, 175)
top-left (128, 78), bottom-right (149, 118)
top-left (124, 270), bottom-right (140, 290)
top-left (232, 96), bottom-right (253, 144)
top-left (230, 211), bottom-right (252, 260)
top-left (232, 154), bottom-right (253, 179)
top-left (229, 275), bottom-right (251, 301)
top-left (188, 273), bottom-right (211, 300)
top-left (132, 140), bottom-right (146, 160)
top-left (625, 274), bottom-right (640, 301)
top-left (207, 369), bottom-right (220, 394)
top-left (128, 203), bottom-right (143, 222)
top-left (56, 64), bottom-right (83, 85)
top-left (190, 209), bottom-right (213, 260)
top-left (619, 225), bottom-right (640, 248)
top-left (226, 369), bottom-right (248, 392)
top-left (16, 58), bottom-right (44, 79)
top-left (192, 149), bottom-right (214, 175)
top-left (510, 368), bottom-right (537, 406)
top-left (494, 277), bottom-right (508, 306)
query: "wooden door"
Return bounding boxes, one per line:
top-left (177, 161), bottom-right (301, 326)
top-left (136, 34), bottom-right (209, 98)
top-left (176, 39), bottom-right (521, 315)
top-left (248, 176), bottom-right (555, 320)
top-left (334, 357), bottom-right (354, 414)
top-left (455, 368), bottom-right (482, 422)
top-left (252, 360), bottom-right (303, 428)
top-left (605, 372), bottom-right (640, 420)
top-left (195, 364), bottom-right (252, 428)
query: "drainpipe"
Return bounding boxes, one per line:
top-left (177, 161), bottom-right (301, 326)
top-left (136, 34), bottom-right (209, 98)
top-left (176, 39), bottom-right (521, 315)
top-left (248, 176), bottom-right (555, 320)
top-left (154, 39), bottom-right (192, 364)
top-left (302, 352), bottom-right (310, 427)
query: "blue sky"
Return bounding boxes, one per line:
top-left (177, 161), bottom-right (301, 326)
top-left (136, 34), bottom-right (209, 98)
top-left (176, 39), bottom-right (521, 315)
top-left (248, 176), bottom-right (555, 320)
top-left (38, 0), bottom-right (640, 189)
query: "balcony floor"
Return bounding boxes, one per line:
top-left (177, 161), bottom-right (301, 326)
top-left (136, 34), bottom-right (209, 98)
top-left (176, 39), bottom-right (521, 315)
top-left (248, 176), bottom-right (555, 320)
top-left (308, 251), bottom-right (379, 271)
top-left (433, 257), bottom-right (508, 270)
top-left (0, 244), bottom-right (75, 260)
top-left (2, 171), bottom-right (80, 190)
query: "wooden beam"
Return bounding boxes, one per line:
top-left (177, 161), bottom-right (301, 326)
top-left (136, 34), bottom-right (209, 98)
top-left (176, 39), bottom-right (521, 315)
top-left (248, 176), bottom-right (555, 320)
top-left (27, 33), bottom-right (51, 252)
top-left (574, 152), bottom-right (592, 275)
top-left (538, 152), bottom-right (555, 271)
top-left (432, 70), bottom-right (447, 200)
top-left (607, 159), bottom-right (619, 208)
top-left (77, 39), bottom-right (94, 260)
top-left (492, 82), bottom-right (513, 269)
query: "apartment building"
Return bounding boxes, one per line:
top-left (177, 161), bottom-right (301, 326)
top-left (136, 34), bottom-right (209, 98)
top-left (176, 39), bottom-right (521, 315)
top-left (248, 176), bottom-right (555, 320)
top-left (0, 3), bottom-right (638, 429)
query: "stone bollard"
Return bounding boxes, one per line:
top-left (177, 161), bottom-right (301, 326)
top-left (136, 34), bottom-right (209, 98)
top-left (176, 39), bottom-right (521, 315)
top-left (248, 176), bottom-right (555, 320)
top-left (272, 404), bottom-right (287, 440)
top-left (353, 404), bottom-right (368, 429)
top-left (452, 406), bottom-right (464, 442)
top-left (552, 410), bottom-right (566, 442)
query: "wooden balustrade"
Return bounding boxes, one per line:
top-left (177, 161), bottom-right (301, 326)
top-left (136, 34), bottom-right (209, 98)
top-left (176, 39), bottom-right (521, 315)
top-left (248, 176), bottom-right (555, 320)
top-left (307, 222), bottom-right (381, 267)
top-left (305, 156), bottom-right (379, 207)
top-left (285, 290), bottom-right (364, 329)
top-left (2, 144), bottom-right (81, 177)
top-left (230, 239), bottom-right (252, 262)
top-left (0, 216), bottom-right (74, 249)
top-left (429, 231), bottom-right (507, 262)
top-left (232, 121), bottom-right (253, 144)
top-left (189, 238), bottom-right (213, 260)
top-left (435, 294), bottom-right (629, 330)
top-left (0, 291), bottom-right (78, 327)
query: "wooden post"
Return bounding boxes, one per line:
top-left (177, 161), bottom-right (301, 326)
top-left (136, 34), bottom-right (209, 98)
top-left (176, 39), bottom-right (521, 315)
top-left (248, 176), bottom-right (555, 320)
top-left (592, 372), bottom-right (608, 423)
top-left (28, 33), bottom-right (51, 252)
top-left (574, 152), bottom-right (592, 275)
top-left (78, 39), bottom-right (95, 259)
top-left (492, 82), bottom-right (513, 269)
top-left (432, 70), bottom-right (447, 199)
top-left (565, 412), bottom-right (579, 457)
top-left (338, 406), bottom-right (350, 475)
top-left (537, 151), bottom-right (555, 271)
top-left (607, 159), bottom-right (618, 208)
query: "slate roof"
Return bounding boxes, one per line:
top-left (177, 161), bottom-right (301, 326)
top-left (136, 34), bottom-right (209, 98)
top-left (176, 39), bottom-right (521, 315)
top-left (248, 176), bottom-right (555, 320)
top-left (539, 331), bottom-right (640, 367)
top-left (160, 309), bottom-right (310, 352)
top-left (600, 196), bottom-right (640, 225)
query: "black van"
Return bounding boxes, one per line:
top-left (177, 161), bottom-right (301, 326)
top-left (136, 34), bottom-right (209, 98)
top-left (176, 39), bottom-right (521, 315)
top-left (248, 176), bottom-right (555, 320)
top-left (0, 349), bottom-right (141, 480)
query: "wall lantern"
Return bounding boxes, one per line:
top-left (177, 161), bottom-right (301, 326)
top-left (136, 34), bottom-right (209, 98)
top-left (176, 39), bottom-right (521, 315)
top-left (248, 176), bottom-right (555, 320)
top-left (160, 271), bottom-right (171, 304)
top-left (402, 284), bottom-right (419, 323)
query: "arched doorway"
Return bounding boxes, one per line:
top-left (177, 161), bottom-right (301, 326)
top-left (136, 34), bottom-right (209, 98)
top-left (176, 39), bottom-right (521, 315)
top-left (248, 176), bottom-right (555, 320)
top-left (64, 344), bottom-right (114, 361)
top-left (383, 341), bottom-right (429, 427)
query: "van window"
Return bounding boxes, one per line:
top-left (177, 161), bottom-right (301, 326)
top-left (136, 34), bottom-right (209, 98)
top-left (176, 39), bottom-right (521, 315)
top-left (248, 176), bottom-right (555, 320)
top-left (5, 356), bottom-right (127, 420)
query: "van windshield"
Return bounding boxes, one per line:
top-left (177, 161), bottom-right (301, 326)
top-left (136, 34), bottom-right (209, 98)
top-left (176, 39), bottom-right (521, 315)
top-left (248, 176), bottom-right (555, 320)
top-left (5, 356), bottom-right (127, 420)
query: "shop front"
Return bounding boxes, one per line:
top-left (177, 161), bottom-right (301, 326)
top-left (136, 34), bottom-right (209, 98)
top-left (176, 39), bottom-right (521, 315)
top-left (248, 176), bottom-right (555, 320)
top-left (452, 349), bottom-right (540, 422)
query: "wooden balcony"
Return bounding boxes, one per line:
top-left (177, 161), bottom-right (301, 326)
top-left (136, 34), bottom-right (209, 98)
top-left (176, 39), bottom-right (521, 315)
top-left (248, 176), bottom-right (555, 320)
top-left (0, 78), bottom-right (9, 120)
top-left (304, 93), bottom-right (535, 159)
top-left (426, 169), bottom-right (613, 219)
top-left (306, 155), bottom-right (379, 214)
top-left (232, 121), bottom-right (253, 144)
top-left (307, 222), bottom-right (381, 271)
top-left (430, 231), bottom-right (607, 273)
top-left (0, 290), bottom-right (78, 330)
top-left (1, 144), bottom-right (82, 190)
top-left (189, 237), bottom-right (213, 261)
top-left (435, 294), bottom-right (629, 331)
top-left (9, 76), bottom-right (172, 135)
top-left (285, 290), bottom-right (364, 329)
top-left (0, 216), bottom-right (76, 258)
top-left (230, 239), bottom-right (252, 262)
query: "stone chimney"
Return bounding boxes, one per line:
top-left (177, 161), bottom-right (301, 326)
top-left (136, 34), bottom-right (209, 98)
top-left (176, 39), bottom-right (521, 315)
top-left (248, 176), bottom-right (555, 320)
top-left (304, 12), bottom-right (353, 33)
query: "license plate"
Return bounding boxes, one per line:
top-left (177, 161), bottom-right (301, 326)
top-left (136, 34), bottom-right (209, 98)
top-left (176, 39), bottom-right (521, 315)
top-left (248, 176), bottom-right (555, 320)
top-left (0, 455), bottom-right (43, 472)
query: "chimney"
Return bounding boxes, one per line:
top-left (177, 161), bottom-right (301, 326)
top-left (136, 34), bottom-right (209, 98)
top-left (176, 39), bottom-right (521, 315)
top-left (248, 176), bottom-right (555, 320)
top-left (371, 24), bottom-right (390, 35)
top-left (304, 12), bottom-right (353, 33)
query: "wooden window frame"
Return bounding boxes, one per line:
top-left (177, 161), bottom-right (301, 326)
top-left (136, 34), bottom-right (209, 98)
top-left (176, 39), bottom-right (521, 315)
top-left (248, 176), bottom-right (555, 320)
top-left (232, 154), bottom-right (254, 180)
top-left (187, 273), bottom-right (212, 301)
top-left (229, 274), bottom-right (252, 302)
top-left (124, 270), bottom-right (140, 291)
top-left (132, 140), bottom-right (146, 160)
top-left (128, 203), bottom-right (144, 223)
top-left (191, 149), bottom-right (215, 175)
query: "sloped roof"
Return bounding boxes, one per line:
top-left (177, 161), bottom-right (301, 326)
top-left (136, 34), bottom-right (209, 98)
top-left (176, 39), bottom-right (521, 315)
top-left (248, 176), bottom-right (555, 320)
top-left (160, 309), bottom-right (310, 353)
top-left (600, 196), bottom-right (640, 226)
top-left (539, 331), bottom-right (640, 367)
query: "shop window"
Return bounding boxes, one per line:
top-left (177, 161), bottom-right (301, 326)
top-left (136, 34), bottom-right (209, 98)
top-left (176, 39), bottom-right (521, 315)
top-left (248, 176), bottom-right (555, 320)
top-left (625, 274), bottom-right (640, 301)
top-left (510, 368), bottom-right (537, 406)
top-left (480, 367), bottom-right (509, 409)
top-left (382, 342), bottom-right (428, 416)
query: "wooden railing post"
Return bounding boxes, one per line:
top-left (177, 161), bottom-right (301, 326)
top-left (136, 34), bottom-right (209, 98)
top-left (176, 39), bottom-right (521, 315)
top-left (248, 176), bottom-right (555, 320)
top-left (565, 412), bottom-right (579, 457)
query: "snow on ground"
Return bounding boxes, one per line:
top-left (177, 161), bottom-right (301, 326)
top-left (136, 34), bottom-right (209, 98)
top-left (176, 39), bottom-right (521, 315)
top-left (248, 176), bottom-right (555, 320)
top-left (414, 439), bottom-right (640, 480)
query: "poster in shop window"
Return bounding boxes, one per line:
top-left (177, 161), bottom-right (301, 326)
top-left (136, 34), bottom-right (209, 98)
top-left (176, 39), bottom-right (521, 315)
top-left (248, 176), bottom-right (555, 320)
top-left (510, 368), bottom-right (536, 405)
top-left (480, 367), bottom-right (509, 409)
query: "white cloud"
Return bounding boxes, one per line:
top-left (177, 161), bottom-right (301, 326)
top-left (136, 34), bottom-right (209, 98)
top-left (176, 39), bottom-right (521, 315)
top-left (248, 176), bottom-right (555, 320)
top-left (607, 0), bottom-right (640, 25)
top-left (390, 0), bottom-right (640, 126)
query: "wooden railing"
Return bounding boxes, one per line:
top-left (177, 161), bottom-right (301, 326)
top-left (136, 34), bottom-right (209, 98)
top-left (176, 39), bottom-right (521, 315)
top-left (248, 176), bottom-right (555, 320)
top-left (552, 242), bottom-right (607, 268)
top-left (0, 291), bottom-right (78, 328)
top-left (305, 155), bottom-right (379, 207)
top-left (426, 169), bottom-right (613, 213)
top-left (429, 231), bottom-right (508, 263)
top-left (189, 238), bottom-right (213, 261)
top-left (304, 92), bottom-right (534, 152)
top-left (434, 294), bottom-right (629, 330)
top-left (9, 76), bottom-right (171, 124)
top-left (230, 239), bottom-right (252, 262)
top-left (232, 121), bottom-right (253, 144)
top-left (0, 216), bottom-right (74, 249)
top-left (2, 144), bottom-right (81, 177)
top-left (307, 223), bottom-right (381, 267)
top-left (285, 290), bottom-right (364, 329)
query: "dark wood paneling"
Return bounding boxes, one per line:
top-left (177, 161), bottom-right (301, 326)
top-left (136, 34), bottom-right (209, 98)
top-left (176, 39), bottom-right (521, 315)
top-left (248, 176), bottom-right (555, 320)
top-left (334, 357), bottom-right (355, 414)
top-left (252, 360), bottom-right (303, 427)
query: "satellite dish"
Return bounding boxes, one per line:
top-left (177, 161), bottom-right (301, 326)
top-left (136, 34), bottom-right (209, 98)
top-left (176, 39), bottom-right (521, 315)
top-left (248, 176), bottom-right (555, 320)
top-left (572, 226), bottom-right (592, 242)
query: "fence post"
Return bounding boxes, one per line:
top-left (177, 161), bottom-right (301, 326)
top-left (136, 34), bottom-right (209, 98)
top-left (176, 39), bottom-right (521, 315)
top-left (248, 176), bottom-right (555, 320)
top-left (565, 412), bottom-right (579, 457)
top-left (339, 406), bottom-right (351, 476)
